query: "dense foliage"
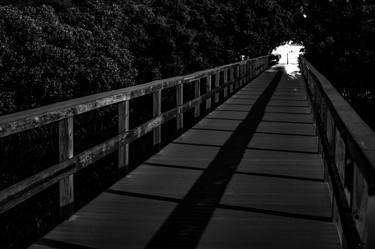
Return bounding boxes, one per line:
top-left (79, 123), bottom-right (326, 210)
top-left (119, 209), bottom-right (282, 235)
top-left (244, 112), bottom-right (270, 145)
top-left (298, 0), bottom-right (375, 129)
top-left (0, 0), bottom-right (295, 115)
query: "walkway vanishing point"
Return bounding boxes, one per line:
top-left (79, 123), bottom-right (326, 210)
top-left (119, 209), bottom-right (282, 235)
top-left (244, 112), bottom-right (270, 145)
top-left (1, 56), bottom-right (375, 249)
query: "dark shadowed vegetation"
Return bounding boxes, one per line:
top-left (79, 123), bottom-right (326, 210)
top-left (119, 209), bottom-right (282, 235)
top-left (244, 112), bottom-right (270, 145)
top-left (298, 0), bottom-right (375, 130)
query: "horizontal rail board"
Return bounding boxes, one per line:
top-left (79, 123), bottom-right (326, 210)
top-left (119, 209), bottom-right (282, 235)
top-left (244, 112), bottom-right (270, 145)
top-left (0, 108), bottom-right (178, 214)
top-left (300, 57), bottom-right (375, 249)
top-left (302, 59), bottom-right (375, 174)
top-left (0, 56), bottom-right (268, 138)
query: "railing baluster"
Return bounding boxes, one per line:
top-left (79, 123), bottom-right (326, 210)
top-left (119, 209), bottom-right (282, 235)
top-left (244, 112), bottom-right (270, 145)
top-left (252, 60), bottom-right (255, 79)
top-left (235, 65), bottom-right (242, 87)
top-left (118, 101), bottom-right (129, 171)
top-left (206, 75), bottom-right (212, 112)
top-left (59, 117), bottom-right (74, 219)
top-left (247, 61), bottom-right (250, 82)
top-left (240, 64), bottom-right (243, 86)
top-left (194, 80), bottom-right (200, 119)
top-left (223, 70), bottom-right (228, 99)
top-left (177, 82), bottom-right (184, 134)
top-left (153, 90), bottom-right (162, 152)
top-left (215, 71), bottom-right (220, 104)
top-left (229, 68), bottom-right (234, 93)
top-left (233, 66), bottom-right (238, 90)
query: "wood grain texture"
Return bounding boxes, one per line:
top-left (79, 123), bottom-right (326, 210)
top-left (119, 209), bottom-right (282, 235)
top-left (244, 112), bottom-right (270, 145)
top-left (176, 83), bottom-right (184, 133)
top-left (206, 75), bottom-right (212, 111)
top-left (199, 209), bottom-right (340, 249)
top-left (118, 101), bottom-right (129, 169)
top-left (58, 117), bottom-right (74, 218)
top-left (153, 90), bottom-right (162, 150)
top-left (194, 80), bottom-right (201, 119)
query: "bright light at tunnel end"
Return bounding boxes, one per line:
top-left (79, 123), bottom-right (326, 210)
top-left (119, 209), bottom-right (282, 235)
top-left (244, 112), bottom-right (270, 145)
top-left (272, 41), bottom-right (305, 77)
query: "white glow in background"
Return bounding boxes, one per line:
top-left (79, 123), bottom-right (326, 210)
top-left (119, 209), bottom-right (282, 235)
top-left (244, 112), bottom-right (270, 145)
top-left (272, 41), bottom-right (305, 77)
top-left (272, 41), bottom-right (304, 65)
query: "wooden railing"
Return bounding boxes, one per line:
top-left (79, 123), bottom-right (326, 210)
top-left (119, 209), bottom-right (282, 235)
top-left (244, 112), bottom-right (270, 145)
top-left (0, 55), bottom-right (271, 218)
top-left (300, 57), bottom-right (375, 249)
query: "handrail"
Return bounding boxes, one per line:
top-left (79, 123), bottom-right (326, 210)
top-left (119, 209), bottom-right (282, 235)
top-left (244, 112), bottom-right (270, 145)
top-left (0, 55), bottom-right (269, 138)
top-left (0, 55), bottom-right (272, 217)
top-left (299, 57), bottom-right (375, 249)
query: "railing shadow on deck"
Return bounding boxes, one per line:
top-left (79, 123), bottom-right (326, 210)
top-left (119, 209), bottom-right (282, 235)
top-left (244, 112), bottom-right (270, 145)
top-left (300, 57), bottom-right (375, 249)
top-left (0, 55), bottom-right (272, 246)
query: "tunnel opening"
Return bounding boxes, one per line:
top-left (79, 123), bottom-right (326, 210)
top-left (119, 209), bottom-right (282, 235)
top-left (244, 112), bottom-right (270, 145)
top-left (272, 41), bottom-right (305, 65)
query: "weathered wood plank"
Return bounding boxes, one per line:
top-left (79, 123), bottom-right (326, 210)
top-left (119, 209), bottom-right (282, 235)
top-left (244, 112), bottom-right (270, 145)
top-left (249, 133), bottom-right (319, 153)
top-left (0, 108), bottom-right (178, 214)
top-left (199, 209), bottom-right (340, 249)
top-left (194, 80), bottom-right (201, 119)
top-left (229, 68), bottom-right (234, 94)
top-left (0, 56), bottom-right (271, 138)
top-left (118, 101), bottom-right (130, 170)
top-left (221, 174), bottom-right (332, 218)
top-left (214, 71), bottom-right (220, 104)
top-left (223, 70), bottom-right (228, 99)
top-left (301, 58), bottom-right (375, 174)
top-left (153, 90), bottom-right (162, 151)
top-left (206, 75), bottom-right (212, 111)
top-left (58, 117), bottom-right (74, 219)
top-left (176, 83), bottom-right (184, 134)
top-left (256, 121), bottom-right (316, 136)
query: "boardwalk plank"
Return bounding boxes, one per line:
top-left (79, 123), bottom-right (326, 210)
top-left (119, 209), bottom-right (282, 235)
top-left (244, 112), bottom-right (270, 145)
top-left (146, 143), bottom-right (219, 169)
top-left (268, 100), bottom-right (309, 107)
top-left (193, 118), bottom-right (241, 132)
top-left (237, 149), bottom-right (324, 180)
top-left (174, 129), bottom-right (232, 147)
top-left (199, 209), bottom-right (340, 249)
top-left (248, 133), bottom-right (319, 153)
top-left (30, 194), bottom-right (177, 249)
top-left (207, 110), bottom-right (248, 120)
top-left (220, 174), bottom-right (331, 218)
top-left (263, 113), bottom-right (313, 123)
top-left (256, 121), bottom-right (316, 136)
top-left (110, 165), bottom-right (202, 199)
top-left (266, 106), bottom-right (312, 114)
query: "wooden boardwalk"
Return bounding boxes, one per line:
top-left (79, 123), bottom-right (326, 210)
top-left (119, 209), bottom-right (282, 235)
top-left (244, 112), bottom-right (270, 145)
top-left (30, 65), bottom-right (341, 249)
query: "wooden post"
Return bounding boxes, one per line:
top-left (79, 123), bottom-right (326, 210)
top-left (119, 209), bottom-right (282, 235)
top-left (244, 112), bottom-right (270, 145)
top-left (238, 65), bottom-right (242, 86)
top-left (243, 64), bottom-right (246, 85)
top-left (118, 101), bottom-right (129, 171)
top-left (223, 70), bottom-right (228, 99)
top-left (194, 80), bottom-right (200, 119)
top-left (241, 65), bottom-right (245, 86)
top-left (206, 75), bottom-right (212, 112)
top-left (232, 67), bottom-right (236, 90)
top-left (176, 83), bottom-right (184, 134)
top-left (214, 72), bottom-right (220, 104)
top-left (246, 62), bottom-right (249, 83)
top-left (238, 65), bottom-right (243, 86)
top-left (237, 65), bottom-right (240, 87)
top-left (251, 60), bottom-right (255, 80)
top-left (229, 68), bottom-right (233, 94)
top-left (153, 90), bottom-right (161, 152)
top-left (59, 117), bottom-right (74, 219)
